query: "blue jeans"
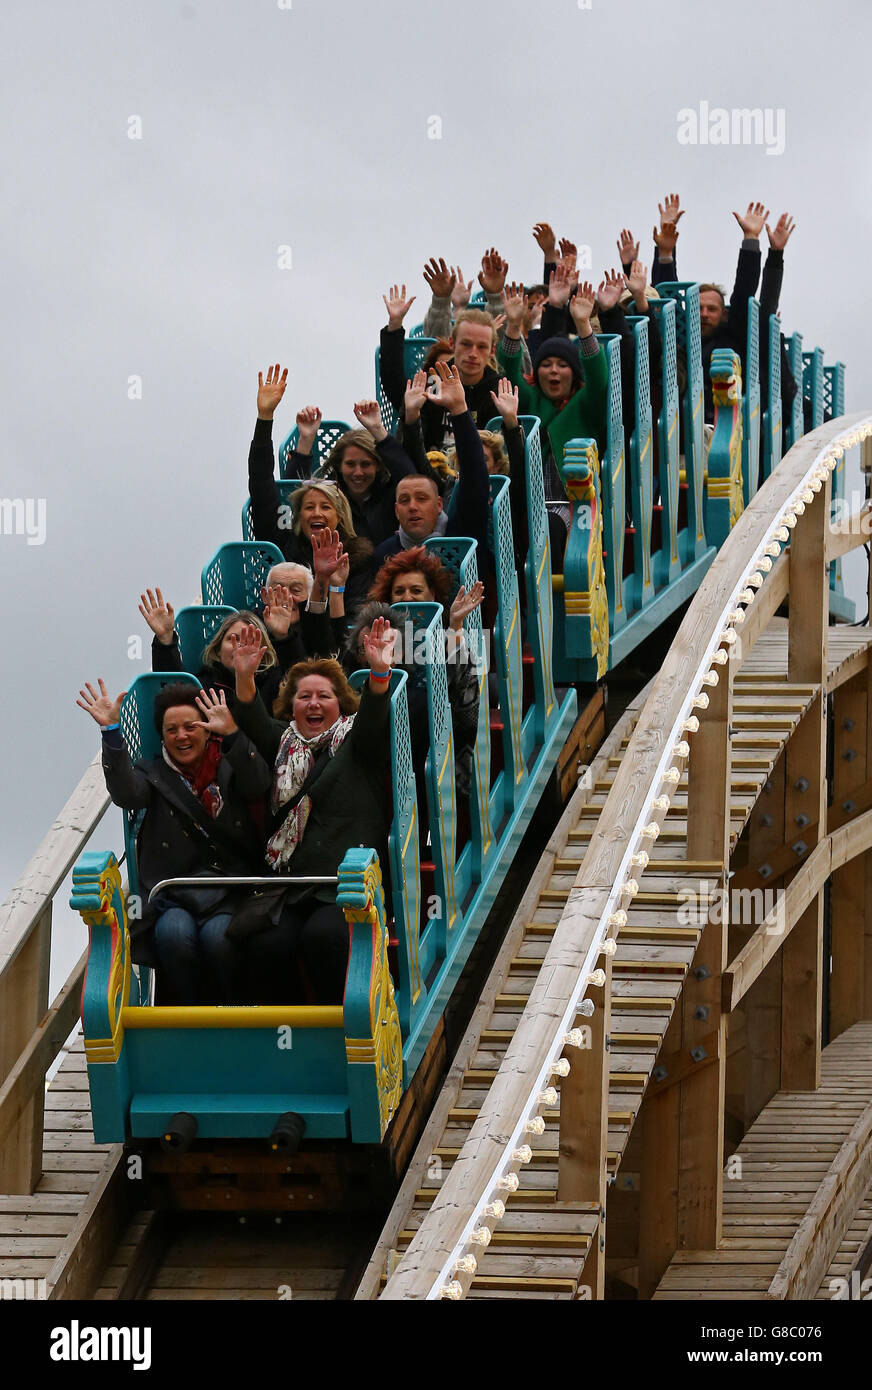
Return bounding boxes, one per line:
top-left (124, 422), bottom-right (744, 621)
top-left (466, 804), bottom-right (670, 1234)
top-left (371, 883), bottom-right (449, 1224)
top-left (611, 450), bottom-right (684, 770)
top-left (153, 907), bottom-right (237, 1005)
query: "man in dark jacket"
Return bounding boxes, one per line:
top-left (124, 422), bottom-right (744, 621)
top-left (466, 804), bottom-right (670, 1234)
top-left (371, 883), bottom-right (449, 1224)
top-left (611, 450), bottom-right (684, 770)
top-left (371, 364), bottom-right (491, 577)
top-left (77, 679), bottom-right (272, 1002)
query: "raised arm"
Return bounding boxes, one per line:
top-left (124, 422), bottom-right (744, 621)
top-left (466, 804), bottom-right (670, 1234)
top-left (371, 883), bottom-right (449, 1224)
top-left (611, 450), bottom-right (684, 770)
top-left (139, 587), bottom-right (183, 673)
top-left (728, 201), bottom-right (766, 345)
top-left (248, 364), bottom-right (287, 547)
top-left (77, 679), bottom-right (151, 810)
top-left (290, 406), bottom-right (323, 477)
top-left (431, 362), bottom-right (490, 564)
top-left (760, 212), bottom-right (795, 320)
top-left (379, 285), bottom-right (416, 415)
top-left (353, 398), bottom-right (416, 484)
top-left (652, 194), bottom-right (684, 285)
top-left (421, 259), bottom-right (456, 339)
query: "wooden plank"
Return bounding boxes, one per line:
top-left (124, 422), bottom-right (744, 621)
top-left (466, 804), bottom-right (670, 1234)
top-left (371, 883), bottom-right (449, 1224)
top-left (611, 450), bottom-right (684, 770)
top-left (0, 904), bottom-right (52, 1194)
top-left (830, 672), bottom-right (871, 1039)
top-left (557, 957), bottom-right (609, 1297)
top-left (46, 1148), bottom-right (127, 1300)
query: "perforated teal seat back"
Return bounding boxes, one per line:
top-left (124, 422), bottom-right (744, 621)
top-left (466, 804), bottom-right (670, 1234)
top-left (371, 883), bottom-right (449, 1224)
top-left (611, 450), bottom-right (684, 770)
top-left (241, 480), bottom-right (305, 543)
top-left (173, 606), bottom-right (236, 673)
top-left (200, 542), bottom-right (285, 611)
top-left (742, 298), bottom-right (761, 504)
top-left (803, 347), bottom-right (824, 429)
top-left (277, 422), bottom-right (351, 480)
top-left (375, 337), bottom-right (436, 435)
top-left (786, 332), bottom-right (804, 449)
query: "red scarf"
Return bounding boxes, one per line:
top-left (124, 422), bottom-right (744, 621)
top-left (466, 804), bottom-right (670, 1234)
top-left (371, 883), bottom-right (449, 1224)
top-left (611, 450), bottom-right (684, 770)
top-left (163, 738), bottom-right (224, 819)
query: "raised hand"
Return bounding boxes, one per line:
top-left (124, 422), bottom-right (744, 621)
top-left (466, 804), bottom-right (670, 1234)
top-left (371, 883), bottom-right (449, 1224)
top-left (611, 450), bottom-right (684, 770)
top-left (404, 369), bottom-right (428, 422)
top-left (363, 616), bottom-right (396, 676)
top-left (353, 398), bottom-right (387, 440)
top-left (547, 259), bottom-right (574, 309)
top-left (428, 360), bottom-right (467, 416)
top-left (558, 237), bottom-right (577, 263)
top-left (138, 587), bottom-right (175, 645)
top-left (295, 405), bottom-right (322, 452)
top-left (658, 193), bottom-right (684, 228)
top-left (260, 583), bottom-right (299, 639)
top-left (449, 580), bottom-right (485, 631)
top-left (627, 260), bottom-right (649, 304)
top-left (423, 257), bottom-right (456, 299)
top-left (500, 281), bottom-right (528, 337)
top-left (595, 268), bottom-right (626, 313)
top-left (766, 212), bottom-right (796, 250)
top-left (489, 377), bottom-right (520, 429)
top-left (76, 679), bottom-right (127, 728)
top-left (233, 624), bottom-right (266, 698)
top-left (532, 222), bottom-right (557, 261)
top-left (382, 283), bottom-right (416, 329)
top-left (195, 687), bottom-right (238, 737)
top-left (617, 227), bottom-right (640, 267)
top-left (257, 364), bottom-right (288, 421)
top-left (478, 246), bottom-right (508, 295)
top-left (733, 200), bottom-right (770, 240)
top-left (311, 527), bottom-right (345, 583)
top-left (450, 267), bottom-right (474, 310)
top-left (569, 281), bottom-right (596, 332)
top-left (332, 549), bottom-right (350, 588)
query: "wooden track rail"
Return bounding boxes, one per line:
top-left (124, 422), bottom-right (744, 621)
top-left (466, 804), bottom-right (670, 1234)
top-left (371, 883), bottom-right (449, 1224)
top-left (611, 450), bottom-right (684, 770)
top-left (379, 413), bottom-right (872, 1300)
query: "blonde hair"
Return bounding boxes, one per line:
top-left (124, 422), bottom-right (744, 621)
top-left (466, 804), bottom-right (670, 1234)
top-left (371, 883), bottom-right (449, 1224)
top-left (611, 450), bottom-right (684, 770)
top-left (453, 307), bottom-right (498, 352)
top-left (289, 480), bottom-right (357, 540)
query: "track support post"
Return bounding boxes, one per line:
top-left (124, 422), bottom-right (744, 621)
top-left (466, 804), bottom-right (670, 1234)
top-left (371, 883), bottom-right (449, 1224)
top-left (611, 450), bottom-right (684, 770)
top-left (783, 473), bottom-right (830, 1089)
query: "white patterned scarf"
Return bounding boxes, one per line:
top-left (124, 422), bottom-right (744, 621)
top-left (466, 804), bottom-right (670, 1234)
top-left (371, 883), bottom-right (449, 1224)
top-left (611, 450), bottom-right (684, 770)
top-left (266, 716), bottom-right (355, 869)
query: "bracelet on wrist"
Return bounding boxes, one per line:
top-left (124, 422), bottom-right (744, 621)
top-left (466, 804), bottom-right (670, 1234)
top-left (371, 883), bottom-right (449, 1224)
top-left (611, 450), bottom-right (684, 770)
top-left (102, 723), bottom-right (120, 732)
top-left (329, 585), bottom-right (346, 593)
top-left (369, 668), bottom-right (391, 682)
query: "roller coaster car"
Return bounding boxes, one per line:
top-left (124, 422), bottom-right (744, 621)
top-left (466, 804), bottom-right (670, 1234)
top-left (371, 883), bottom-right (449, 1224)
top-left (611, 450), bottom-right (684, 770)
top-left (71, 478), bottom-right (580, 1199)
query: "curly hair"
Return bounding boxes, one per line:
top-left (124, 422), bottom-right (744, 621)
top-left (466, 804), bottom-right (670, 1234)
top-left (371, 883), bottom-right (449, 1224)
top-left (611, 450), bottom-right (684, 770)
top-left (367, 546), bottom-right (453, 606)
top-left (273, 658), bottom-right (361, 723)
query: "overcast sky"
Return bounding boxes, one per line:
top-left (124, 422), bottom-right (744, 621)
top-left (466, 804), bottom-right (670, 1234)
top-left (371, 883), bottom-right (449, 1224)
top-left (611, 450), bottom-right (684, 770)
top-left (2, 0), bottom-right (871, 996)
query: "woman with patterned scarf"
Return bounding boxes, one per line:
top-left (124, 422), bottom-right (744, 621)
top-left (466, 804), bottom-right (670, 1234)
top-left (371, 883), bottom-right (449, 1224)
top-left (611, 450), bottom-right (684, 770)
top-left (231, 617), bottom-right (395, 1003)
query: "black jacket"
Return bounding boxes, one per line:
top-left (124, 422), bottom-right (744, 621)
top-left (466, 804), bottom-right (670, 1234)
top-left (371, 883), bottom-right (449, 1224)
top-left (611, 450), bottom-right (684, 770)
top-left (101, 728), bottom-right (272, 964)
top-left (233, 682), bottom-right (392, 908)
top-left (248, 418), bottom-right (374, 618)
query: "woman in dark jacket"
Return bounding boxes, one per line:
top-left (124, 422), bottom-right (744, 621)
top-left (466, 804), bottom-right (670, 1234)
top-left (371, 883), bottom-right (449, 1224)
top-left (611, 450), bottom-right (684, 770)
top-left (76, 679), bottom-right (272, 1005)
top-left (232, 618), bottom-right (395, 1003)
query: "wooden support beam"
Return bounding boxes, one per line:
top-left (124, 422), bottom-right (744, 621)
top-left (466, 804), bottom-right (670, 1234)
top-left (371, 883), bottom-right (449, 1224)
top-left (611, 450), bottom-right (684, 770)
top-left (826, 503), bottom-right (872, 562)
top-left (680, 642), bottom-right (733, 1251)
top-left (0, 905), bottom-right (51, 1194)
top-left (557, 956), bottom-right (610, 1299)
top-left (830, 672), bottom-right (871, 1039)
top-left (638, 1011), bottom-right (681, 1300)
top-left (782, 479), bottom-right (829, 1091)
top-left (0, 954), bottom-right (86, 1150)
top-left (740, 755), bottom-right (784, 1129)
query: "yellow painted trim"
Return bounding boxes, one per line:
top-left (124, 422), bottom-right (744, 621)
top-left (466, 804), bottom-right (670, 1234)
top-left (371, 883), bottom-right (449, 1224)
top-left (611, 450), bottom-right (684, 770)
top-left (121, 1005), bottom-right (344, 1029)
top-left (552, 574), bottom-right (564, 594)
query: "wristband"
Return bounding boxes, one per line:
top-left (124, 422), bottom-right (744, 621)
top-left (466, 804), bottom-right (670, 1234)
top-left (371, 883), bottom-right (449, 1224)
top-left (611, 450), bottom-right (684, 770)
top-left (102, 723), bottom-right (120, 732)
top-left (329, 585), bottom-right (346, 593)
top-left (369, 668), bottom-right (391, 683)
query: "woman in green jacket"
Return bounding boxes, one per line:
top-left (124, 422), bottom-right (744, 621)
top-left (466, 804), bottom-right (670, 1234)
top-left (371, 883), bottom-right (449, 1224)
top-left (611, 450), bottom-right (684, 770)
top-left (497, 278), bottom-right (610, 523)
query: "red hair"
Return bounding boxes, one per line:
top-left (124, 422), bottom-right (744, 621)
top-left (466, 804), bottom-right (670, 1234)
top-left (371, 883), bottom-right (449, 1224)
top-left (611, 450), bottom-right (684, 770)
top-left (367, 546), bottom-right (453, 605)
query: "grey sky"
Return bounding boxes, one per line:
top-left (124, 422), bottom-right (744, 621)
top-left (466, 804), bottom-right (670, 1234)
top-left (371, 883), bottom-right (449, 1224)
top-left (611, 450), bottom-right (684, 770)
top-left (2, 0), bottom-right (871, 996)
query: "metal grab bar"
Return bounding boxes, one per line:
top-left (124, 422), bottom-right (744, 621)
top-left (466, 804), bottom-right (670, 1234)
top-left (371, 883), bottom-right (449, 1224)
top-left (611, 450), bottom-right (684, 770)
top-left (146, 875), bottom-right (339, 903)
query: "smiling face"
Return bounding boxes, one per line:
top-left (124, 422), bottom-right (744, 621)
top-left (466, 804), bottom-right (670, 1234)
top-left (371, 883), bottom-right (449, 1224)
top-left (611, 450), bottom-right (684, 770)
top-left (390, 569), bottom-right (435, 604)
top-left (537, 356), bottom-right (575, 402)
top-left (451, 322), bottom-right (494, 385)
top-left (298, 489), bottom-right (340, 540)
top-left (292, 673), bottom-right (342, 738)
top-left (339, 445), bottom-right (379, 501)
top-left (394, 477), bottom-right (442, 541)
top-left (161, 705), bottom-right (209, 769)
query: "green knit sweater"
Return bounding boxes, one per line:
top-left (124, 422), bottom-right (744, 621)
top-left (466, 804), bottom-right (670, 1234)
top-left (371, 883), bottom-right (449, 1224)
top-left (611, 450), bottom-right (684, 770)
top-left (497, 336), bottom-right (609, 470)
